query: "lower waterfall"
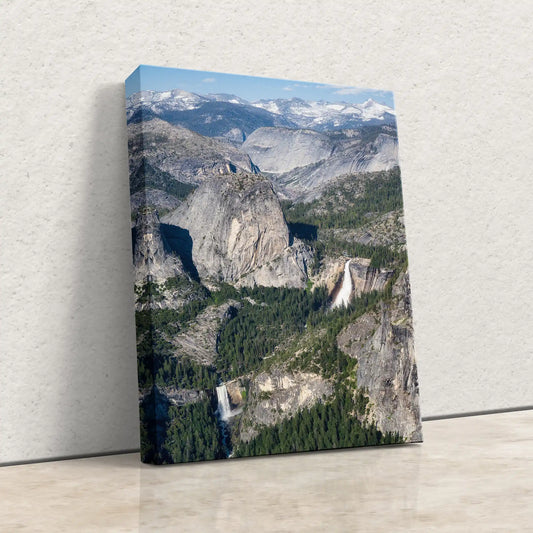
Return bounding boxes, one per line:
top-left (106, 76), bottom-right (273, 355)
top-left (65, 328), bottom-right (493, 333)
top-left (216, 383), bottom-right (242, 457)
top-left (216, 384), bottom-right (232, 421)
top-left (332, 259), bottom-right (353, 308)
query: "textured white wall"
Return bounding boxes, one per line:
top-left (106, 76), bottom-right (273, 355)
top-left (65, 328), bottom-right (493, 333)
top-left (1, 1), bottom-right (532, 464)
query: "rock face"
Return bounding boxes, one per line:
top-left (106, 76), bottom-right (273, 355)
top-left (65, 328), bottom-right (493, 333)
top-left (162, 173), bottom-right (311, 288)
top-left (173, 301), bottom-right (240, 366)
top-left (157, 386), bottom-right (204, 406)
top-left (238, 369), bottom-right (333, 442)
top-left (349, 258), bottom-right (394, 296)
top-left (337, 271), bottom-right (422, 442)
top-left (132, 208), bottom-right (185, 283)
top-left (311, 258), bottom-right (346, 294)
top-left (226, 380), bottom-right (246, 408)
top-left (242, 127), bottom-right (333, 173)
top-left (139, 385), bottom-right (204, 409)
top-left (261, 129), bottom-right (399, 201)
top-left (128, 118), bottom-right (255, 185)
top-left (237, 239), bottom-right (312, 289)
top-left (130, 188), bottom-right (182, 214)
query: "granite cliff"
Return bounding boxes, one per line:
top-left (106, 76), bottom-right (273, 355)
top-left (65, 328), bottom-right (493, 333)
top-left (162, 173), bottom-right (311, 288)
top-left (128, 118), bottom-right (256, 186)
top-left (242, 127), bottom-right (333, 174)
top-left (349, 258), bottom-right (394, 296)
top-left (172, 301), bottom-right (240, 366)
top-left (337, 271), bottom-right (422, 441)
top-left (235, 369), bottom-right (333, 443)
top-left (240, 127), bottom-right (398, 201)
top-left (132, 208), bottom-right (185, 283)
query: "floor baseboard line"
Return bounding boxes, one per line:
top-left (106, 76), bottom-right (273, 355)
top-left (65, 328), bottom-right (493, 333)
top-left (422, 405), bottom-right (533, 421)
top-left (3, 406), bottom-right (532, 467)
top-left (0, 448), bottom-right (141, 468)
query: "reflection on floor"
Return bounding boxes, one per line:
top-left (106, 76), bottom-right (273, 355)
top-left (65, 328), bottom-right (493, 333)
top-left (1, 410), bottom-right (532, 532)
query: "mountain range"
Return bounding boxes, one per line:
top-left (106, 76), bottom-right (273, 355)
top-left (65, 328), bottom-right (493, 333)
top-left (126, 90), bottom-right (398, 202)
top-left (126, 89), bottom-right (396, 137)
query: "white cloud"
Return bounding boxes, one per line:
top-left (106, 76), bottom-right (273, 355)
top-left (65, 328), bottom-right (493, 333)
top-left (335, 88), bottom-right (392, 101)
top-left (314, 83), bottom-right (350, 90)
top-left (334, 87), bottom-right (365, 95)
top-left (202, 77), bottom-right (216, 83)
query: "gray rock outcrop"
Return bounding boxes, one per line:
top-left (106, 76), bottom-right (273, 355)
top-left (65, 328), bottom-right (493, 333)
top-left (158, 387), bottom-right (205, 406)
top-left (242, 127), bottom-right (333, 174)
top-left (130, 188), bottom-right (182, 214)
top-left (128, 118), bottom-right (255, 185)
top-left (132, 208), bottom-right (185, 283)
top-left (272, 132), bottom-right (398, 201)
top-left (138, 386), bottom-right (204, 407)
top-left (172, 301), bottom-right (240, 366)
top-left (238, 369), bottom-right (333, 442)
top-left (237, 239), bottom-right (312, 289)
top-left (162, 173), bottom-right (311, 288)
top-left (337, 271), bottom-right (422, 442)
top-left (349, 257), bottom-right (394, 296)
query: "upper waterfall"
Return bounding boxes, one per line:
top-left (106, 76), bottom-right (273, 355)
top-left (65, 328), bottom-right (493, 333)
top-left (332, 260), bottom-right (353, 308)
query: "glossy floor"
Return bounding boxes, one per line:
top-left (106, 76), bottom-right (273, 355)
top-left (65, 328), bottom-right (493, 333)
top-left (2, 410), bottom-right (532, 532)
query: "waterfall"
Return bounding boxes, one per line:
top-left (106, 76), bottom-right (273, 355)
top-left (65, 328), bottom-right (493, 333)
top-left (332, 259), bottom-right (353, 308)
top-left (216, 384), bottom-right (232, 421)
top-left (216, 383), bottom-right (242, 422)
top-left (216, 383), bottom-right (243, 457)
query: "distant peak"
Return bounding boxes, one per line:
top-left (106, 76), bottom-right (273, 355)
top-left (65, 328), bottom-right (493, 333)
top-left (207, 93), bottom-right (249, 104)
top-left (170, 88), bottom-right (197, 97)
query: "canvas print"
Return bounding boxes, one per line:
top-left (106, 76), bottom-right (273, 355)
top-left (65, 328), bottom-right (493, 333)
top-left (125, 66), bottom-right (422, 464)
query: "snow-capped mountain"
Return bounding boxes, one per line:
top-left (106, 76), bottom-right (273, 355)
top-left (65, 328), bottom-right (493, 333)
top-left (126, 90), bottom-right (252, 121)
top-left (126, 89), bottom-right (294, 137)
top-left (126, 88), bottom-right (399, 204)
top-left (251, 97), bottom-right (395, 131)
top-left (205, 93), bottom-right (250, 105)
top-left (126, 89), bottom-right (210, 121)
top-left (126, 90), bottom-right (395, 134)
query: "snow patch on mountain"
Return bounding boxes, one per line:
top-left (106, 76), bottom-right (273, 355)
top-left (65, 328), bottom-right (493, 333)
top-left (126, 89), bottom-right (209, 119)
top-left (126, 90), bottom-right (395, 130)
top-left (251, 97), bottom-right (395, 129)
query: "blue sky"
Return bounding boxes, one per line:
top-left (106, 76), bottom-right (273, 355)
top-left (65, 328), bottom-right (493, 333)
top-left (125, 65), bottom-right (394, 108)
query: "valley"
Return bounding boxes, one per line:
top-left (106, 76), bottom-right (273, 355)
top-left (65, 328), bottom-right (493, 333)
top-left (128, 87), bottom-right (422, 463)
